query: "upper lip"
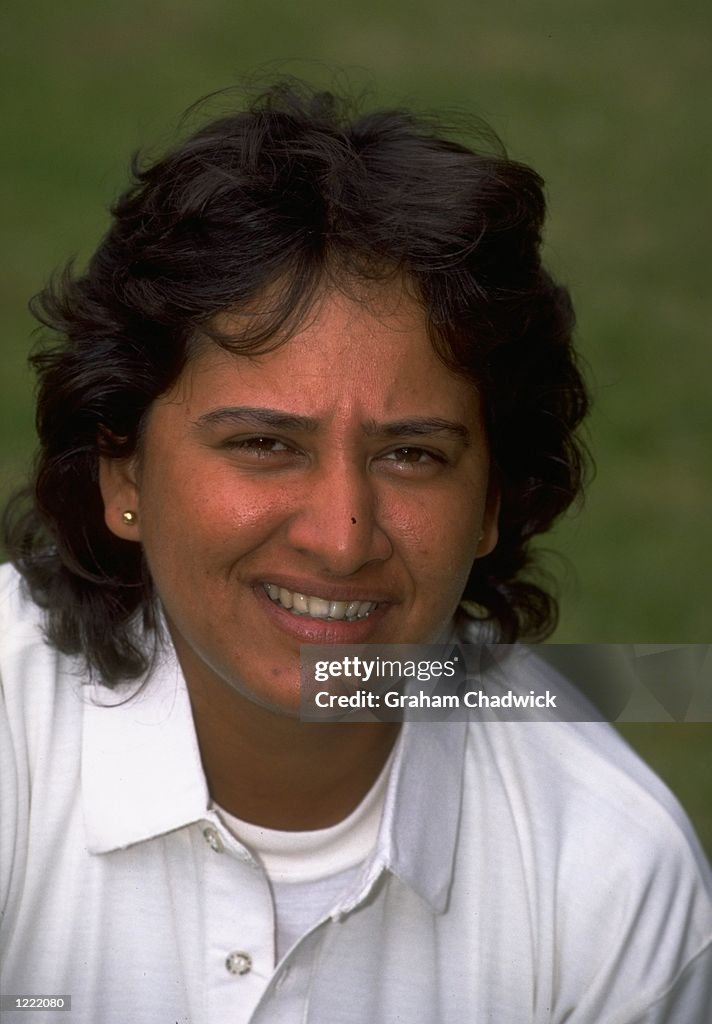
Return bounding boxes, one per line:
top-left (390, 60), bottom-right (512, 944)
top-left (253, 575), bottom-right (398, 605)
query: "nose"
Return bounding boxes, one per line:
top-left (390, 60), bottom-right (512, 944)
top-left (285, 458), bottom-right (393, 575)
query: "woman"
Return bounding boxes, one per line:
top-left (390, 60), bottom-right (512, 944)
top-left (2, 82), bottom-right (710, 1022)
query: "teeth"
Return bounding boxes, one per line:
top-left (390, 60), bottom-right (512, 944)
top-left (329, 600), bottom-right (349, 620)
top-left (264, 584), bottom-right (377, 621)
top-left (307, 597), bottom-right (331, 618)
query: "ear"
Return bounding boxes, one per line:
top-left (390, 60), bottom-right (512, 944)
top-left (99, 455), bottom-right (142, 541)
top-left (477, 475), bottom-right (501, 558)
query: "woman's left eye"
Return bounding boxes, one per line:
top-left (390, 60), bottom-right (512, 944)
top-left (379, 447), bottom-right (446, 469)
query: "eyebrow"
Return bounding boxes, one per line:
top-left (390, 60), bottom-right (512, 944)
top-left (193, 406), bottom-right (471, 444)
top-left (363, 417), bottom-right (471, 444)
top-left (194, 406), bottom-right (319, 433)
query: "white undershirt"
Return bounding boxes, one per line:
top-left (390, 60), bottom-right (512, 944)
top-left (215, 745), bottom-right (395, 958)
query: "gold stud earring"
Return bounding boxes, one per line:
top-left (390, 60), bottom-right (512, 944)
top-left (122, 510), bottom-right (137, 524)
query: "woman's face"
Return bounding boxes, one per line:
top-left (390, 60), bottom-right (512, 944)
top-left (101, 285), bottom-right (499, 713)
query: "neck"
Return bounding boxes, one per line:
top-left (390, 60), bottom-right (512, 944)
top-left (180, 650), bottom-right (400, 832)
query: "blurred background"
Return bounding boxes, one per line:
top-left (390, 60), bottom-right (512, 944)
top-left (2, 1), bottom-right (710, 850)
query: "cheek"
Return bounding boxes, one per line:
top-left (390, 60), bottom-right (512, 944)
top-left (382, 486), bottom-right (482, 577)
top-left (152, 455), bottom-right (273, 522)
top-left (196, 487), bottom-right (287, 538)
top-left (138, 462), bottom-right (290, 567)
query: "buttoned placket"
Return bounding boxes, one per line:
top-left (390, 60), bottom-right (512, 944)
top-left (197, 813), bottom-right (391, 1024)
top-left (250, 859), bottom-right (394, 1022)
top-left (197, 813), bottom-right (277, 1024)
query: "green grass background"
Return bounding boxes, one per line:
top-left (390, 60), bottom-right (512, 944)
top-left (2, 2), bottom-right (710, 853)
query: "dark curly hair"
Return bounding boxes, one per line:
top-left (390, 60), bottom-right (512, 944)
top-left (3, 80), bottom-right (590, 683)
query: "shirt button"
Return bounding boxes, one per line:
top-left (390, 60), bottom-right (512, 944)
top-left (202, 826), bottom-right (224, 852)
top-left (225, 951), bottom-right (253, 976)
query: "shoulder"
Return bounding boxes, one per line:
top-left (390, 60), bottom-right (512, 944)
top-left (0, 561), bottom-right (85, 777)
top-left (0, 561), bottom-right (70, 704)
top-left (0, 563), bottom-right (89, 932)
top-left (454, 640), bottom-right (709, 865)
top-left (458, 658), bottom-right (712, 1020)
top-left (0, 561), bottom-right (46, 642)
top-left (466, 711), bottom-right (711, 880)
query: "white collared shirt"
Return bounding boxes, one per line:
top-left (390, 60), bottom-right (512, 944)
top-left (2, 563), bottom-right (712, 1023)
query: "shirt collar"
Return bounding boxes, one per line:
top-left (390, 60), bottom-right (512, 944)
top-left (82, 647), bottom-right (209, 853)
top-left (335, 718), bottom-right (467, 916)
top-left (82, 643), bottom-right (468, 916)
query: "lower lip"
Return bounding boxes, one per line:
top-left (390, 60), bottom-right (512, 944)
top-left (254, 585), bottom-right (391, 643)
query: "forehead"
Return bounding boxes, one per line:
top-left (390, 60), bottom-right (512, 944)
top-left (161, 284), bottom-right (480, 425)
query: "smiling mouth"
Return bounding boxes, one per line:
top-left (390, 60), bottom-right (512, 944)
top-left (263, 583), bottom-right (379, 621)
